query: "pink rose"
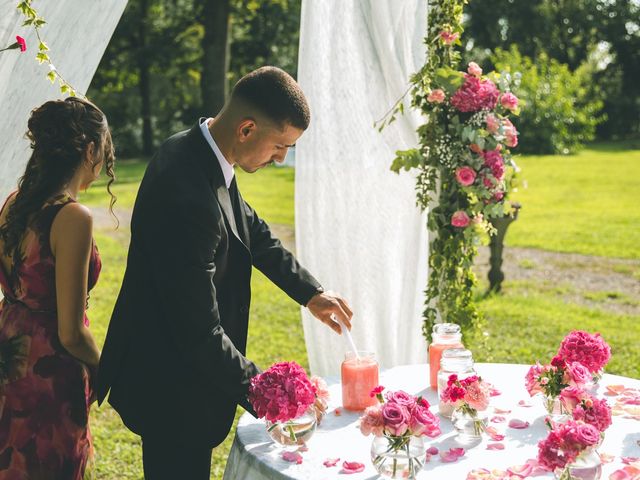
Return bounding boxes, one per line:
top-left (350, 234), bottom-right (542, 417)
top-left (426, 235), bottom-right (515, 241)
top-left (381, 402), bottom-right (410, 437)
top-left (427, 89), bottom-right (446, 103)
top-left (573, 397), bottom-right (612, 433)
top-left (451, 211), bottom-right (470, 228)
top-left (560, 386), bottom-right (586, 413)
top-left (501, 92), bottom-right (519, 111)
top-left (311, 376), bottom-right (330, 403)
top-left (359, 405), bottom-right (385, 437)
top-left (439, 30), bottom-right (460, 45)
top-left (410, 402), bottom-right (441, 437)
top-left (486, 114), bottom-right (500, 134)
top-left (467, 62), bottom-right (483, 77)
top-left (463, 379), bottom-right (490, 411)
top-left (455, 166), bottom-right (477, 186)
top-left (575, 423), bottom-right (600, 446)
top-left (493, 191), bottom-right (505, 202)
top-left (525, 362), bottom-right (544, 396)
top-left (565, 362), bottom-right (592, 387)
top-left (385, 390), bottom-right (417, 409)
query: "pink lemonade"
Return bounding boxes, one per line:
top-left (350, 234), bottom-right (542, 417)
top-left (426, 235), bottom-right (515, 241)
top-left (429, 323), bottom-right (464, 390)
top-left (341, 353), bottom-right (379, 411)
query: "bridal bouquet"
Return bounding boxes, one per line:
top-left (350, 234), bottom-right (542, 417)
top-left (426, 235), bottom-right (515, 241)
top-left (249, 362), bottom-right (318, 445)
top-left (441, 374), bottom-right (491, 438)
top-left (359, 387), bottom-right (440, 479)
top-left (537, 420), bottom-right (602, 480)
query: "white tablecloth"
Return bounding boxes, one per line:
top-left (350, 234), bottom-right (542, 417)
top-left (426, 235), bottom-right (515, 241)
top-left (223, 363), bottom-right (640, 479)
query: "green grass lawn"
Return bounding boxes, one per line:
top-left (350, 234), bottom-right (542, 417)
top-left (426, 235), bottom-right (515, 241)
top-left (82, 143), bottom-right (639, 479)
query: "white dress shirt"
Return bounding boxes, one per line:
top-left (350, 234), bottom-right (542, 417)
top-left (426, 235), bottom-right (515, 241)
top-left (200, 118), bottom-right (235, 189)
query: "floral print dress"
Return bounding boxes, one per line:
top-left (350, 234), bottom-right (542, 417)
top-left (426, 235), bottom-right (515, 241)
top-left (0, 193), bottom-right (101, 479)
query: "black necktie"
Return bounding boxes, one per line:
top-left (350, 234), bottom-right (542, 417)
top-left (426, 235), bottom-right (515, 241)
top-left (228, 176), bottom-right (243, 235)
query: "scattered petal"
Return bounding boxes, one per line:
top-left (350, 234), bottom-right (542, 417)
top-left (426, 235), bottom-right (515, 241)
top-left (622, 458), bottom-right (640, 465)
top-left (440, 448), bottom-right (465, 463)
top-left (427, 446), bottom-right (439, 455)
top-left (599, 453), bottom-right (616, 464)
top-left (494, 407), bottom-right (512, 414)
top-left (507, 463), bottom-right (533, 477)
top-left (508, 419), bottom-right (530, 429)
top-left (485, 426), bottom-right (505, 441)
top-left (518, 400), bottom-right (532, 407)
top-left (334, 408), bottom-right (342, 416)
top-left (609, 466), bottom-right (640, 480)
top-left (341, 461), bottom-right (365, 474)
top-left (297, 445), bottom-right (309, 452)
top-left (323, 458), bottom-right (340, 468)
top-left (605, 385), bottom-right (627, 396)
top-left (282, 451), bottom-right (303, 464)
top-left (491, 416), bottom-right (506, 423)
top-left (487, 442), bottom-right (505, 450)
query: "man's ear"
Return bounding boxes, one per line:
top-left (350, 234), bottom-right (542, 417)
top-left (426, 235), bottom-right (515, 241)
top-left (237, 118), bottom-right (257, 142)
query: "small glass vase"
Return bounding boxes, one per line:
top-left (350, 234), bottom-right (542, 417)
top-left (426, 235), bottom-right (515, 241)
top-left (370, 435), bottom-right (425, 479)
top-left (543, 395), bottom-right (572, 424)
top-left (451, 407), bottom-right (488, 441)
top-left (554, 447), bottom-right (602, 480)
top-left (265, 407), bottom-right (317, 446)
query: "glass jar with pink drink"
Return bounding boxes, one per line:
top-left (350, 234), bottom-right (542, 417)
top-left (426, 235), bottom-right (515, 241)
top-left (341, 351), bottom-right (379, 411)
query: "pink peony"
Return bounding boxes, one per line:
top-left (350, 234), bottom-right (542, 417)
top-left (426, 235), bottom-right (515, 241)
top-left (451, 211), bottom-right (470, 228)
top-left (565, 362), bottom-right (592, 387)
top-left (486, 114), bottom-right (500, 134)
top-left (439, 30), bottom-right (460, 45)
top-left (451, 74), bottom-right (500, 112)
top-left (359, 405), bottom-right (385, 437)
top-left (467, 62), bottom-right (483, 77)
top-left (410, 401), bottom-right (441, 437)
top-left (483, 150), bottom-right (505, 180)
top-left (573, 397), bottom-right (612, 433)
top-left (455, 166), bottom-right (477, 186)
top-left (248, 361), bottom-right (317, 423)
top-left (557, 331), bottom-right (611, 374)
top-left (427, 89), bottom-right (446, 103)
top-left (500, 92), bottom-right (519, 111)
top-left (385, 390), bottom-right (417, 409)
top-left (525, 362), bottom-right (545, 396)
top-left (381, 402), bottom-right (410, 437)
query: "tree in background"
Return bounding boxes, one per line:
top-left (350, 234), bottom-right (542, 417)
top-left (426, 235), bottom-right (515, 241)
top-left (89, 0), bottom-right (301, 157)
top-left (464, 0), bottom-right (639, 144)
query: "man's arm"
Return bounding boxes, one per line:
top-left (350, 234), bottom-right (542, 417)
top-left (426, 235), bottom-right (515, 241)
top-left (142, 197), bottom-right (260, 412)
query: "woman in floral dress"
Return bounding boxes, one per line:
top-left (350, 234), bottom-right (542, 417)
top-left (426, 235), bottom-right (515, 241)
top-left (0, 97), bottom-right (115, 479)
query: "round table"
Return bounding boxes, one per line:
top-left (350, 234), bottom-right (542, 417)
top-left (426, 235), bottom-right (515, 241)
top-left (223, 363), bottom-right (640, 479)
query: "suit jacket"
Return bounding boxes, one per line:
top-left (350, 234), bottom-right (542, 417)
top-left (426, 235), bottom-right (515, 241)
top-left (97, 120), bottom-right (322, 447)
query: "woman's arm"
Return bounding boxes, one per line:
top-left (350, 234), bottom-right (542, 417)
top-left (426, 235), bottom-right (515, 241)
top-left (51, 202), bottom-right (101, 368)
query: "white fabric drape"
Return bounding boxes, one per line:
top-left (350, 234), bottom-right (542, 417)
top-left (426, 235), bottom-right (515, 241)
top-left (296, 0), bottom-right (429, 377)
top-left (0, 0), bottom-right (128, 202)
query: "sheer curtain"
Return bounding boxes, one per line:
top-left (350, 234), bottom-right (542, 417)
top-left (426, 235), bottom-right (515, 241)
top-left (296, 0), bottom-right (429, 376)
top-left (0, 0), bottom-right (127, 202)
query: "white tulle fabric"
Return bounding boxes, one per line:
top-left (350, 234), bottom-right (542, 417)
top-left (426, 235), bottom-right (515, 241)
top-left (0, 0), bottom-right (127, 201)
top-left (296, 0), bottom-right (429, 376)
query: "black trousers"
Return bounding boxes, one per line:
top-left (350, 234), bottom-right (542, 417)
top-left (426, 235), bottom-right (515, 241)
top-left (142, 436), bottom-right (213, 480)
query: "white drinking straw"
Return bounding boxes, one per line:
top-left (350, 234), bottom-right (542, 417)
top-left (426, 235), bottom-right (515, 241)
top-left (332, 314), bottom-right (360, 360)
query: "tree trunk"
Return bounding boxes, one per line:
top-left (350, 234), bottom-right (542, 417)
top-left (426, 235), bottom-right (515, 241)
top-left (200, 0), bottom-right (231, 116)
top-left (138, 0), bottom-right (153, 156)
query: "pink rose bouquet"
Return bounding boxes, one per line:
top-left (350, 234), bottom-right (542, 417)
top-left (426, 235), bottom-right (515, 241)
top-left (360, 386), bottom-right (440, 476)
top-left (249, 362), bottom-right (317, 442)
top-left (441, 375), bottom-right (491, 436)
top-left (537, 420), bottom-right (600, 479)
top-left (557, 330), bottom-right (611, 376)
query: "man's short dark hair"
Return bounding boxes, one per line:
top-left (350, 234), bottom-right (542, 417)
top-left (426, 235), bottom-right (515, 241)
top-left (230, 66), bottom-right (310, 130)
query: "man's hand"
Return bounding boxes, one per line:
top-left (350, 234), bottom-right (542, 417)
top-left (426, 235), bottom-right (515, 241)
top-left (306, 291), bottom-right (353, 334)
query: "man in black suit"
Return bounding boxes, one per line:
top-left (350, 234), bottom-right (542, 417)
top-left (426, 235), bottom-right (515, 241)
top-left (97, 66), bottom-right (353, 479)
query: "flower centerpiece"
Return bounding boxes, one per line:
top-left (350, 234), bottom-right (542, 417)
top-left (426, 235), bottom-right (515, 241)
top-left (559, 387), bottom-right (612, 441)
top-left (248, 361), bottom-right (318, 446)
top-left (537, 420), bottom-right (603, 480)
top-left (359, 386), bottom-right (440, 479)
top-left (441, 374), bottom-right (491, 440)
top-left (525, 331), bottom-right (610, 418)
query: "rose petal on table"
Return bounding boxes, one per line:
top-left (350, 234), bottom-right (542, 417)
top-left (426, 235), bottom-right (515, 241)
top-left (323, 458), bottom-right (340, 468)
top-left (605, 385), bottom-right (627, 396)
top-left (518, 400), bottom-right (532, 407)
top-left (491, 415), bottom-right (506, 423)
top-left (334, 408), bottom-right (342, 416)
top-left (427, 446), bottom-right (439, 455)
top-left (281, 451), bottom-right (303, 464)
top-left (507, 463), bottom-right (533, 478)
top-left (599, 453), bottom-right (616, 464)
top-left (609, 466), bottom-right (640, 480)
top-left (341, 461), bottom-right (365, 474)
top-left (494, 407), bottom-right (512, 414)
top-left (440, 448), bottom-right (465, 462)
top-left (508, 419), bottom-right (530, 429)
top-left (486, 443), bottom-right (505, 450)
top-left (622, 458), bottom-right (640, 465)
top-left (485, 426), bottom-right (505, 441)
top-left (466, 468), bottom-right (492, 479)
top-left (297, 445), bottom-right (309, 452)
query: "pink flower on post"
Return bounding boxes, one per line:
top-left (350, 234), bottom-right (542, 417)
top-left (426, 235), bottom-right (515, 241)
top-left (451, 75), bottom-right (500, 112)
top-left (483, 150), bottom-right (505, 180)
top-left (427, 89), bottom-right (446, 103)
top-left (439, 30), bottom-right (460, 45)
top-left (467, 62), bottom-right (483, 77)
top-left (455, 166), bottom-right (477, 186)
top-left (451, 211), bottom-right (470, 228)
top-left (500, 92), bottom-right (519, 111)
top-left (486, 114), bottom-right (500, 134)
